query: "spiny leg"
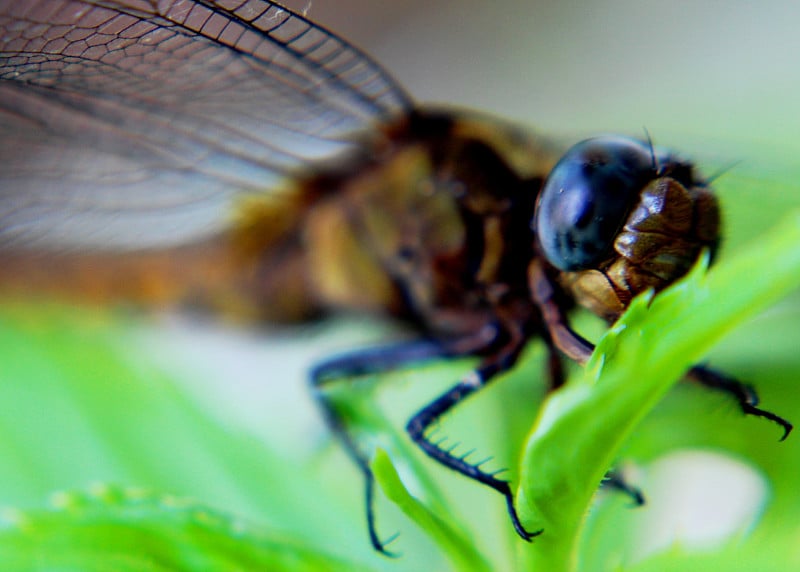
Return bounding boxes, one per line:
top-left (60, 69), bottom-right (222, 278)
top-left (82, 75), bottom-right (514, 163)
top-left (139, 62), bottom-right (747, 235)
top-left (530, 258), bottom-right (791, 438)
top-left (530, 259), bottom-right (792, 509)
top-left (405, 331), bottom-right (542, 542)
top-left (687, 365), bottom-right (792, 441)
top-left (311, 340), bottom-right (450, 555)
top-left (602, 469), bottom-right (645, 506)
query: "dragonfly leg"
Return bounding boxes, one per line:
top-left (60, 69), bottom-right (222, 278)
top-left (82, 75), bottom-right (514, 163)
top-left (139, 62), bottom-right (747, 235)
top-left (532, 257), bottom-right (793, 440)
top-left (602, 469), bottom-right (645, 506)
top-left (310, 340), bottom-right (452, 555)
top-left (405, 330), bottom-right (542, 542)
top-left (542, 330), bottom-right (567, 390)
top-left (687, 365), bottom-right (792, 441)
top-left (529, 259), bottom-right (595, 365)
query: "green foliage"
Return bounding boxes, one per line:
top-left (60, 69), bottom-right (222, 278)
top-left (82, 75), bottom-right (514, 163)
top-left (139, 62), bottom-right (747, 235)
top-left (371, 449), bottom-right (492, 571)
top-left (0, 485), bottom-right (375, 571)
top-left (516, 213), bottom-right (800, 570)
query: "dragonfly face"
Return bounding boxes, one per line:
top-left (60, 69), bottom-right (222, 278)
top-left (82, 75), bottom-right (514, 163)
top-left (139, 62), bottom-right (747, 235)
top-left (535, 135), bottom-right (720, 320)
top-left (0, 0), bottom-right (788, 556)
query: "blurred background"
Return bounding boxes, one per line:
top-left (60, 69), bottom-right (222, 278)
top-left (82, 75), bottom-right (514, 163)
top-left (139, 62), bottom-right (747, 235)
top-left (283, 0), bottom-right (800, 175)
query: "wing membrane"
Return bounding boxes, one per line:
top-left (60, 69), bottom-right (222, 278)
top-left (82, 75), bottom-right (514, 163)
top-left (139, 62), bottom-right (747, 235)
top-left (0, 0), bottom-right (412, 250)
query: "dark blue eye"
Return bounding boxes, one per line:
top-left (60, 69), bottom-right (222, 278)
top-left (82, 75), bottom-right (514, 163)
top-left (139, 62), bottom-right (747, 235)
top-left (533, 136), bottom-right (656, 271)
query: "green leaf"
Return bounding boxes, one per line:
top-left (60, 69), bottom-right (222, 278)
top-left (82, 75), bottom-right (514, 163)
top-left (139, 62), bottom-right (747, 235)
top-left (371, 449), bottom-right (492, 572)
top-left (0, 484), bottom-right (377, 571)
top-left (0, 307), bottom-right (395, 570)
top-left (515, 212), bottom-right (800, 570)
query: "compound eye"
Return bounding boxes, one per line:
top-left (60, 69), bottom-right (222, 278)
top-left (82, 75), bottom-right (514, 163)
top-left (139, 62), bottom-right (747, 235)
top-left (533, 136), bottom-right (656, 271)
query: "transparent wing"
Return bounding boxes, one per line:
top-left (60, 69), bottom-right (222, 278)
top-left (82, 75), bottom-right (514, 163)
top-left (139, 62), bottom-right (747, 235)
top-left (0, 0), bottom-right (413, 250)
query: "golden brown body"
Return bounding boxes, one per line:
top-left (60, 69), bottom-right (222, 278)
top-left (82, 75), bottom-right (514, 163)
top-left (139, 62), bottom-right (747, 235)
top-left (0, 107), bottom-right (717, 337)
top-left (0, 109), bottom-right (561, 330)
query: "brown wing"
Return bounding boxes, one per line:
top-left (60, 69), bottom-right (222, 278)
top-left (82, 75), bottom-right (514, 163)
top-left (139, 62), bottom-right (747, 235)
top-left (0, 0), bottom-right (412, 316)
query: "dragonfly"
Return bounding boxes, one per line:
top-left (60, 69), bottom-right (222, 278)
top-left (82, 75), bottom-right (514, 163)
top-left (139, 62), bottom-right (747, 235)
top-left (0, 0), bottom-right (792, 555)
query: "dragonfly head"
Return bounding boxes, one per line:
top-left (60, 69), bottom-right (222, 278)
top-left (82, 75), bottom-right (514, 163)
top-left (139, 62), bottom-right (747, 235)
top-left (533, 136), bottom-right (721, 321)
